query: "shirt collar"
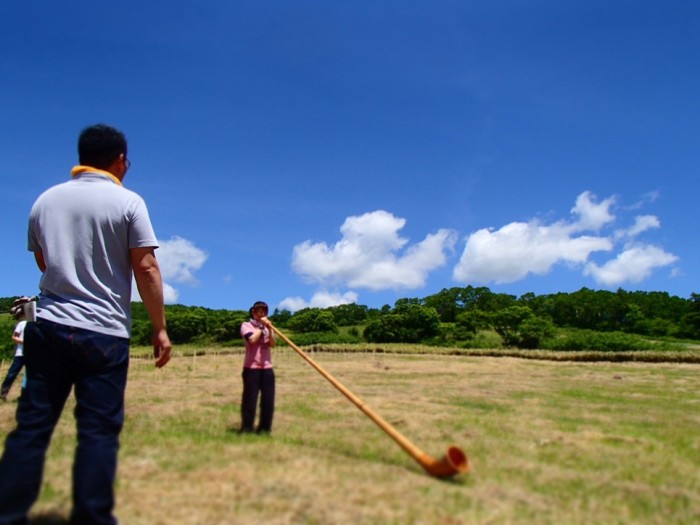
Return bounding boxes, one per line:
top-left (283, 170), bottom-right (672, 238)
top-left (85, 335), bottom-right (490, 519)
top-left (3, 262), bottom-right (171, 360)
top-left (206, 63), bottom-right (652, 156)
top-left (71, 165), bottom-right (123, 186)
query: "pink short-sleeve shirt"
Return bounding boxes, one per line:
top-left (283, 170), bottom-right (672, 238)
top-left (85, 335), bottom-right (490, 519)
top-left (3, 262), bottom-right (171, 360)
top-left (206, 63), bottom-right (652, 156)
top-left (240, 320), bottom-right (273, 369)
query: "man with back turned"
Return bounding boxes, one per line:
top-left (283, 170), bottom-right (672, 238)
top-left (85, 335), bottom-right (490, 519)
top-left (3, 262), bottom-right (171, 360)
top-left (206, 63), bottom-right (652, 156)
top-left (0, 124), bottom-right (172, 525)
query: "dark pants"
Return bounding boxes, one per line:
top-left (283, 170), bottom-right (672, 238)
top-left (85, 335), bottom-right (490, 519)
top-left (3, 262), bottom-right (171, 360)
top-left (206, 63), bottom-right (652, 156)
top-left (1, 356), bottom-right (25, 395)
top-left (241, 367), bottom-right (275, 433)
top-left (0, 320), bottom-right (129, 525)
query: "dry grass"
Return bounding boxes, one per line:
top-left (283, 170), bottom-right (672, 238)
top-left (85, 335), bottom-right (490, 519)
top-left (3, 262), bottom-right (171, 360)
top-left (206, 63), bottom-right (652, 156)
top-left (1, 347), bottom-right (698, 524)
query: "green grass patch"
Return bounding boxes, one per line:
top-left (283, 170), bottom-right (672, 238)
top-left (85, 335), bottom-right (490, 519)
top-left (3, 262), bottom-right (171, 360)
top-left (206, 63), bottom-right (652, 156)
top-left (1, 350), bottom-right (698, 524)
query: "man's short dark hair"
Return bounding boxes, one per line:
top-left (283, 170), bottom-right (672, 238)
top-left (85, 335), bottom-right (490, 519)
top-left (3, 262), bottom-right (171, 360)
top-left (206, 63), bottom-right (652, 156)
top-left (78, 124), bottom-right (128, 170)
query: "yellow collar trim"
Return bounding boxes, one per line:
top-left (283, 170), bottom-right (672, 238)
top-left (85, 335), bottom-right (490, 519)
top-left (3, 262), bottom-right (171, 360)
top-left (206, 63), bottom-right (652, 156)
top-left (71, 166), bottom-right (122, 186)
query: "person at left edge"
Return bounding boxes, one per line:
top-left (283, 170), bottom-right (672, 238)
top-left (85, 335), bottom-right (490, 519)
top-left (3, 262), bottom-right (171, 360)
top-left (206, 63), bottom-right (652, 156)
top-left (0, 124), bottom-right (172, 525)
top-left (0, 304), bottom-right (28, 401)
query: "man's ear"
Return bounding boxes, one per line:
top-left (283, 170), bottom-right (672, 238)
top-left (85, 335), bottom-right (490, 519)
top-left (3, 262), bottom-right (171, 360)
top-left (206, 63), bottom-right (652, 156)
top-left (107, 154), bottom-right (127, 181)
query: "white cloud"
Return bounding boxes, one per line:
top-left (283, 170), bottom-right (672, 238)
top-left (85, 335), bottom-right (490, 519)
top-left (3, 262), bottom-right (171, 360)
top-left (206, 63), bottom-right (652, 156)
top-left (162, 282), bottom-right (180, 304)
top-left (570, 191), bottom-right (616, 232)
top-left (626, 191), bottom-right (660, 210)
top-left (292, 210), bottom-right (457, 291)
top-left (453, 220), bottom-right (613, 284)
top-left (584, 245), bottom-right (679, 286)
top-left (277, 296), bottom-right (307, 313)
top-left (278, 290), bottom-right (359, 313)
top-left (157, 236), bottom-right (208, 284)
top-left (670, 267), bottom-right (684, 278)
top-left (132, 276), bottom-right (180, 305)
top-left (132, 236), bottom-right (207, 305)
top-left (619, 215), bottom-right (660, 239)
top-left (453, 191), bottom-right (677, 287)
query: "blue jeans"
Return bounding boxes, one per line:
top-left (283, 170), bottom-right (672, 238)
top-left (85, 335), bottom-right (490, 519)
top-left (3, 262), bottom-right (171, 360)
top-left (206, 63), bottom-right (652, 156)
top-left (0, 320), bottom-right (129, 525)
top-left (1, 355), bottom-right (24, 394)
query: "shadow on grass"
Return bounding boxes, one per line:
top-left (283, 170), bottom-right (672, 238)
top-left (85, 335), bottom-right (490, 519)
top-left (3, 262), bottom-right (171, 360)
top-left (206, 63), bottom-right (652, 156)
top-left (29, 512), bottom-right (69, 524)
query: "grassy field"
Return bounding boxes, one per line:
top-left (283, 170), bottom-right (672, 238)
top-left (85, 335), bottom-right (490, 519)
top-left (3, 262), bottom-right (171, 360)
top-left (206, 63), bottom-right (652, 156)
top-left (0, 346), bottom-right (698, 524)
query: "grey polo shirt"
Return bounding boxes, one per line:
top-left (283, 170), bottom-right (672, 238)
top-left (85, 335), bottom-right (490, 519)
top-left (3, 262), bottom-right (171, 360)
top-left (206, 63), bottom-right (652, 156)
top-left (28, 169), bottom-right (159, 338)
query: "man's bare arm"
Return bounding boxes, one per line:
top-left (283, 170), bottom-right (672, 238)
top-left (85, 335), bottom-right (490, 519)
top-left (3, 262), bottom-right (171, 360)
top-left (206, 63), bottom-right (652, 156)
top-left (130, 247), bottom-right (172, 368)
top-left (33, 251), bottom-right (47, 273)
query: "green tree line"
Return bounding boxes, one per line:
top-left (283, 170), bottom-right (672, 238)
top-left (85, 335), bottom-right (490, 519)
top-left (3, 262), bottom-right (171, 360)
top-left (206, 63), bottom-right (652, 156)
top-left (132, 286), bottom-right (700, 349)
top-left (2, 287), bottom-right (699, 358)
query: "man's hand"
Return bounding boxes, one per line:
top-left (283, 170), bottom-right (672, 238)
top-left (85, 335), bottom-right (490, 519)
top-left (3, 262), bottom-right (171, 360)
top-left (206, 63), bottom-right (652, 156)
top-left (153, 328), bottom-right (172, 368)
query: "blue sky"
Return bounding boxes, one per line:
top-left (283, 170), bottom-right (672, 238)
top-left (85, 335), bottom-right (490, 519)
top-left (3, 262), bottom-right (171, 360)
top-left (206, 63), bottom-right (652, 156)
top-left (1, 1), bottom-right (698, 312)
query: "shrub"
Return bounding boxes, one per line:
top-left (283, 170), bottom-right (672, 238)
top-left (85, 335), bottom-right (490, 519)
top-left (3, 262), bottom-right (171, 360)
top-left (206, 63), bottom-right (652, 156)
top-left (0, 315), bottom-right (17, 361)
top-left (542, 329), bottom-right (658, 352)
top-left (677, 312), bottom-right (700, 339)
top-left (364, 304), bottom-right (441, 343)
top-left (518, 316), bottom-right (556, 349)
top-left (454, 310), bottom-right (491, 340)
top-left (288, 309), bottom-right (339, 334)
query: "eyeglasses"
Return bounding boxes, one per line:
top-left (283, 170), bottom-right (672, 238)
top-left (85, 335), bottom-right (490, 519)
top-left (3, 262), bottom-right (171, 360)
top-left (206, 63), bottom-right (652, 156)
top-left (125, 158), bottom-right (132, 170)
